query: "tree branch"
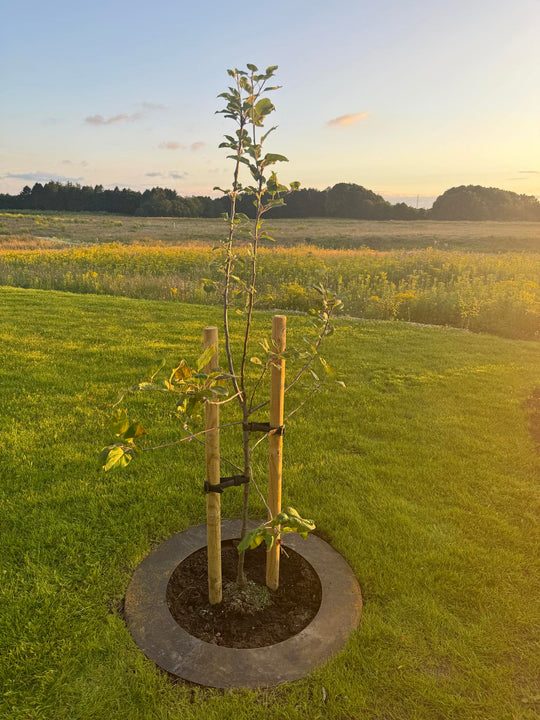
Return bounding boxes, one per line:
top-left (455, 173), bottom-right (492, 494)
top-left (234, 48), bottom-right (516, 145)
top-left (142, 420), bottom-right (244, 451)
top-left (284, 313), bottom-right (331, 393)
top-left (248, 362), bottom-right (268, 412)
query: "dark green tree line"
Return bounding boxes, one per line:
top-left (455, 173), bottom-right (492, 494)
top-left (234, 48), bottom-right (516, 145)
top-left (431, 185), bottom-right (540, 221)
top-left (2, 180), bottom-right (538, 220)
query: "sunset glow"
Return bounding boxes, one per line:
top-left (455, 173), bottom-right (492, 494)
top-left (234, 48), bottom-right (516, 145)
top-left (1, 0), bottom-right (539, 206)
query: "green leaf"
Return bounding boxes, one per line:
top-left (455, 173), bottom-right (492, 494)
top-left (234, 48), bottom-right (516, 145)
top-left (253, 98), bottom-right (275, 125)
top-left (270, 507), bottom-right (316, 537)
top-left (319, 357), bottom-right (336, 376)
top-left (311, 282), bottom-right (326, 295)
top-left (122, 421), bottom-right (146, 442)
top-left (100, 445), bottom-right (133, 472)
top-left (265, 198), bottom-right (285, 208)
top-left (237, 528), bottom-right (263, 553)
top-left (260, 126), bottom-right (277, 143)
top-left (239, 76), bottom-right (253, 93)
top-left (262, 153), bottom-right (288, 167)
top-left (250, 356), bottom-right (263, 365)
top-left (246, 63), bottom-right (258, 72)
top-left (237, 535), bottom-right (250, 553)
top-left (111, 408), bottom-right (129, 436)
top-left (196, 345), bottom-right (216, 372)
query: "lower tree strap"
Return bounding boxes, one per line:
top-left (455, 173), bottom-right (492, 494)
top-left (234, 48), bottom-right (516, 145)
top-left (204, 475), bottom-right (250, 494)
top-left (243, 421), bottom-right (285, 436)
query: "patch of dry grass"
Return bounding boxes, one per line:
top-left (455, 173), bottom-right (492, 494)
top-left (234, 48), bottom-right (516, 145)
top-left (0, 211), bottom-right (539, 252)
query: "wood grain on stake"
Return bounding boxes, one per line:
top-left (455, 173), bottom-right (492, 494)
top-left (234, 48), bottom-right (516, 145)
top-left (266, 315), bottom-right (286, 591)
top-left (204, 326), bottom-right (221, 604)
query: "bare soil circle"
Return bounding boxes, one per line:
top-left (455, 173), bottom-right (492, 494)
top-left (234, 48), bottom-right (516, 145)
top-left (124, 520), bottom-right (362, 688)
top-left (166, 540), bottom-right (322, 648)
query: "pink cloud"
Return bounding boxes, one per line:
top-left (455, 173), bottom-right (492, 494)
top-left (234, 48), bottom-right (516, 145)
top-left (159, 141), bottom-right (182, 150)
top-left (190, 141), bottom-right (205, 152)
top-left (327, 111), bottom-right (369, 127)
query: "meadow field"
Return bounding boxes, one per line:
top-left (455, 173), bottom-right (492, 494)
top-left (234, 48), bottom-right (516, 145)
top-left (1, 210), bottom-right (540, 252)
top-left (1, 286), bottom-right (539, 720)
top-left (0, 212), bottom-right (539, 341)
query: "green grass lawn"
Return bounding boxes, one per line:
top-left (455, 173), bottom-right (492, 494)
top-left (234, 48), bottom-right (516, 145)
top-left (1, 286), bottom-right (539, 720)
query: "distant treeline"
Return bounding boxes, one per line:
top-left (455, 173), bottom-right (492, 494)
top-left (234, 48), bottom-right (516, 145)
top-left (1, 181), bottom-right (539, 221)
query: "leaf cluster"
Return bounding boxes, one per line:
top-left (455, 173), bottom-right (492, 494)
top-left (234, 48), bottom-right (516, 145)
top-left (167, 345), bottom-right (232, 426)
top-left (215, 64), bottom-right (299, 218)
top-left (100, 345), bottom-right (234, 471)
top-left (237, 507), bottom-right (316, 553)
top-left (99, 408), bottom-right (146, 471)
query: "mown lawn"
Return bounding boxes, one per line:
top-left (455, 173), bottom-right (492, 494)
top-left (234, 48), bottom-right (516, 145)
top-left (1, 286), bottom-right (539, 720)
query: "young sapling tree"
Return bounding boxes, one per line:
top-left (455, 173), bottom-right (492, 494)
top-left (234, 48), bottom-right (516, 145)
top-left (100, 63), bottom-right (343, 603)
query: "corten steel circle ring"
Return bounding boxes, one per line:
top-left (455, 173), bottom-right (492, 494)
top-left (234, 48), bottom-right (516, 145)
top-left (124, 520), bottom-right (362, 689)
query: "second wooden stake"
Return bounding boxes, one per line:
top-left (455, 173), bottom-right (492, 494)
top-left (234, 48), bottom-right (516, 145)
top-left (266, 314), bottom-right (286, 591)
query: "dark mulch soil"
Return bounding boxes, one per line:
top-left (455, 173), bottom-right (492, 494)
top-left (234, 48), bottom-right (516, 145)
top-left (166, 540), bottom-right (322, 648)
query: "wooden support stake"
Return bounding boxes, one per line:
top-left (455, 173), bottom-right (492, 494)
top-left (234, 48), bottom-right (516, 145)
top-left (204, 326), bottom-right (222, 605)
top-left (266, 314), bottom-right (286, 591)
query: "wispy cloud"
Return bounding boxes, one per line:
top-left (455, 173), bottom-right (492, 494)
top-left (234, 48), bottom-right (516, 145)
top-left (159, 141), bottom-right (182, 150)
top-left (518, 170), bottom-right (540, 174)
top-left (190, 141), bottom-right (205, 152)
top-left (85, 101), bottom-right (167, 127)
top-left (327, 111), bottom-right (369, 127)
top-left (144, 171), bottom-right (188, 181)
top-left (85, 113), bottom-right (143, 125)
top-left (61, 160), bottom-right (89, 167)
top-left (1, 172), bottom-right (84, 183)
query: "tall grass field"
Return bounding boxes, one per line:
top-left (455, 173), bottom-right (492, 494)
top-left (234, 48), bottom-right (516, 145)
top-left (0, 213), bottom-right (539, 340)
top-left (1, 286), bottom-right (539, 720)
top-left (1, 211), bottom-right (540, 252)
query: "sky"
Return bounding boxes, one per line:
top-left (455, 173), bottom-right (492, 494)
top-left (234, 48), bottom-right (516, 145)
top-left (1, 0), bottom-right (539, 208)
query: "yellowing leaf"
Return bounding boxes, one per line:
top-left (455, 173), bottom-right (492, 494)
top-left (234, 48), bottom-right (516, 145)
top-left (174, 360), bottom-right (192, 381)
